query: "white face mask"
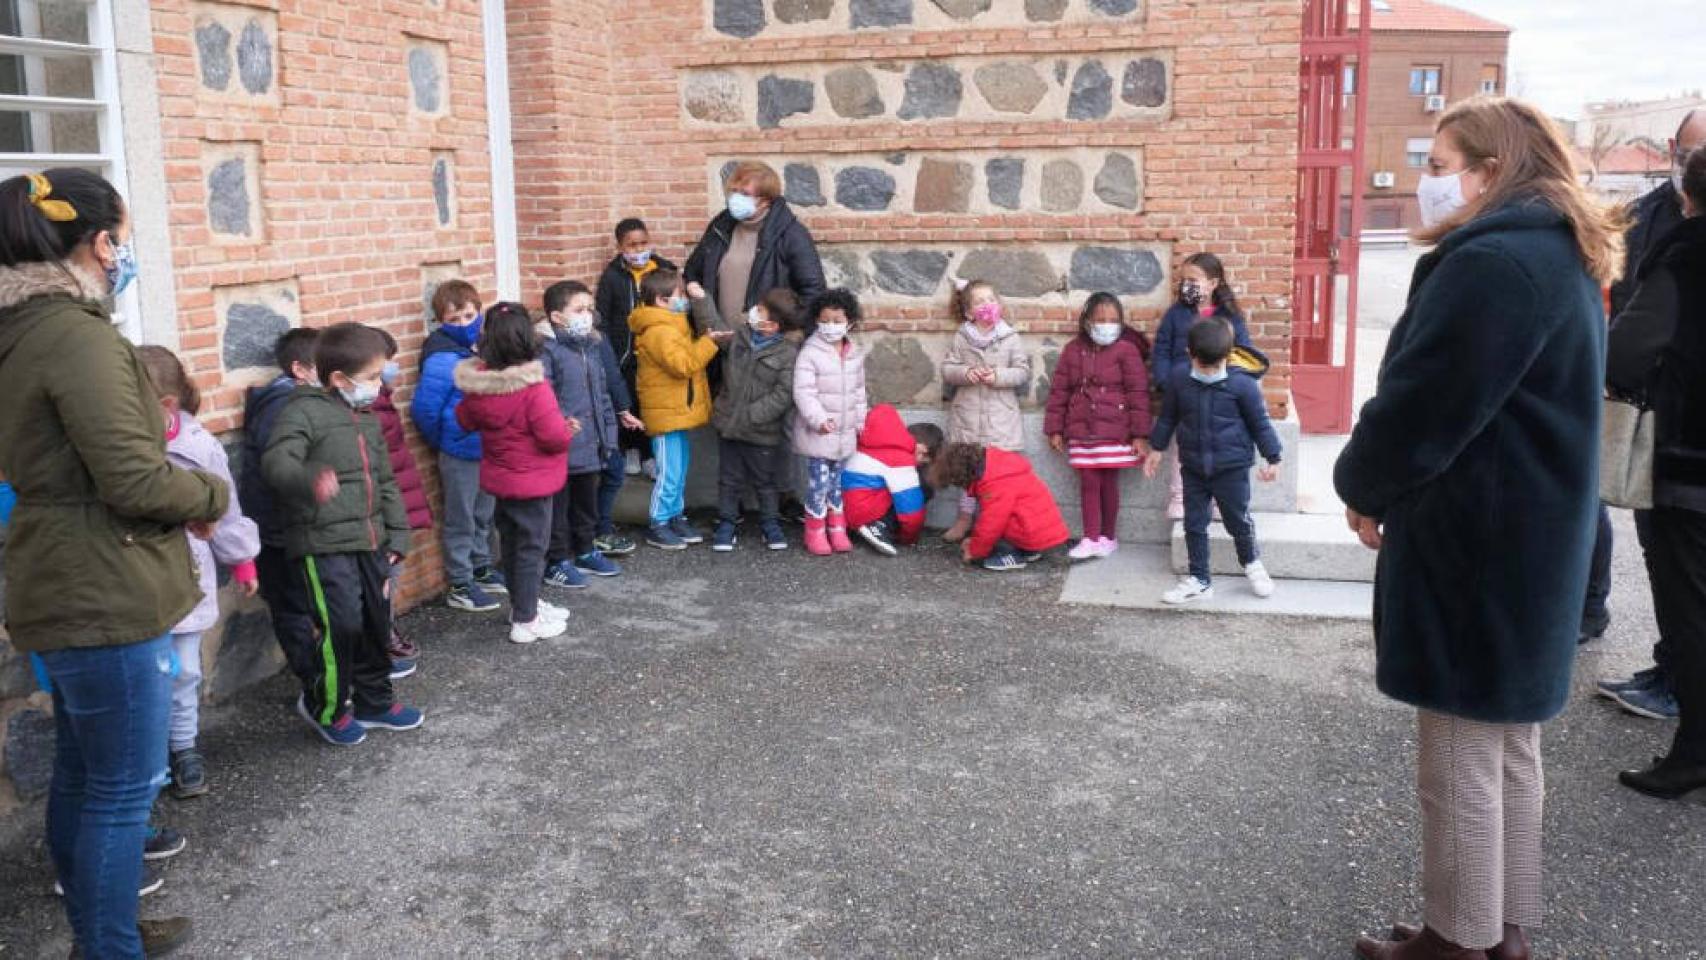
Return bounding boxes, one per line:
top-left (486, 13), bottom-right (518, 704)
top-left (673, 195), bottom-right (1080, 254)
top-left (1089, 323), bottom-right (1122, 347)
top-left (816, 322), bottom-right (848, 343)
top-left (565, 311), bottom-right (595, 338)
top-left (1416, 171), bottom-right (1469, 228)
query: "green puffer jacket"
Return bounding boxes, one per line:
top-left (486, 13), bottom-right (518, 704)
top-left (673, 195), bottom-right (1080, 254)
top-left (711, 327), bottom-right (801, 447)
top-left (0, 262), bottom-right (229, 652)
top-left (261, 386), bottom-right (410, 560)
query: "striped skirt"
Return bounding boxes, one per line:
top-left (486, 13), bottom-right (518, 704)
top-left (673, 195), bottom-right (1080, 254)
top-left (1068, 441), bottom-right (1139, 470)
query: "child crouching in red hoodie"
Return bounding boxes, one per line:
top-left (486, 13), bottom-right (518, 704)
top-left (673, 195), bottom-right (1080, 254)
top-left (929, 442), bottom-right (1069, 572)
top-left (455, 303), bottom-right (574, 644)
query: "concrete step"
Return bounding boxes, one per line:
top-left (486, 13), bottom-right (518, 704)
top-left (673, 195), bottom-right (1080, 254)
top-left (1062, 542), bottom-right (1372, 620)
top-left (1170, 511), bottom-right (1376, 582)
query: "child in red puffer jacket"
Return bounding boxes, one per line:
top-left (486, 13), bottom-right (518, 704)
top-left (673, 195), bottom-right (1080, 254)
top-left (929, 442), bottom-right (1069, 573)
top-left (454, 303), bottom-right (574, 644)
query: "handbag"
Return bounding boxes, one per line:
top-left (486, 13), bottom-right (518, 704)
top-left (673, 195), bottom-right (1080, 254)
top-left (1599, 395), bottom-right (1654, 509)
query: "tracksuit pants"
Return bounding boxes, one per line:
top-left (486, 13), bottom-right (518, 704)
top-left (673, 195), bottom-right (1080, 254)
top-left (299, 550), bottom-right (394, 725)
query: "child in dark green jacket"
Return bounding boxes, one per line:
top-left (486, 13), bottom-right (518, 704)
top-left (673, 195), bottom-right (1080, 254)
top-left (262, 322), bottom-right (421, 746)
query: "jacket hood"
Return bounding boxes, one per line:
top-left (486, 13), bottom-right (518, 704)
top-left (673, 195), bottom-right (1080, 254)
top-left (859, 404), bottom-right (916, 461)
top-left (422, 325), bottom-right (475, 360)
top-left (628, 304), bottom-right (689, 337)
top-left (0, 260), bottom-right (106, 314)
top-left (1227, 343), bottom-right (1271, 379)
top-left (974, 446), bottom-right (1030, 488)
top-left (453, 358), bottom-right (545, 396)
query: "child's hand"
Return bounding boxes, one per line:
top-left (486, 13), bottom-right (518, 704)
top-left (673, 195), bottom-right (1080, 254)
top-left (960, 542), bottom-right (974, 564)
top-left (1142, 449), bottom-right (1164, 478)
top-left (619, 411), bottom-right (645, 431)
top-left (566, 416), bottom-right (582, 436)
top-left (708, 329), bottom-right (734, 345)
top-left (685, 281), bottom-right (707, 301)
top-left (238, 575), bottom-right (259, 598)
top-left (818, 418), bottom-right (837, 435)
top-left (312, 468), bottom-right (339, 504)
top-left (1132, 438), bottom-right (1151, 459)
top-left (1048, 434), bottom-right (1066, 454)
top-left (1257, 463), bottom-right (1279, 483)
top-left (387, 551), bottom-right (404, 566)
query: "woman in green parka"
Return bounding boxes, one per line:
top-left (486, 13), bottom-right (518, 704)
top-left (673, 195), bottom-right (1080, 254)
top-left (0, 169), bottom-right (227, 958)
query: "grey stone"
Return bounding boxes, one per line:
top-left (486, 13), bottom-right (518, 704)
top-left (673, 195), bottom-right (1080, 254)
top-left (1122, 57), bottom-right (1168, 108)
top-left (897, 62), bottom-right (962, 121)
top-left (834, 166), bottom-right (896, 211)
top-left (195, 19), bottom-right (232, 91)
top-left (206, 158), bottom-right (252, 237)
top-left (871, 250), bottom-right (950, 296)
top-left (914, 158), bottom-right (974, 213)
top-left (973, 61), bottom-right (1047, 114)
top-left (886, 153), bottom-right (906, 165)
top-left (784, 163), bottom-right (825, 207)
top-left (236, 19), bottom-right (272, 95)
top-left (1069, 246), bottom-right (1165, 295)
top-left (851, 0), bottom-right (912, 28)
top-left (985, 157), bottom-right (1024, 210)
top-left (408, 46), bottom-right (443, 113)
top-left (208, 611), bottom-right (285, 702)
top-left (3, 708), bottom-right (54, 801)
top-left (224, 303), bottom-right (291, 370)
top-left (1054, 59), bottom-right (1068, 84)
top-left (865, 336), bottom-right (939, 404)
top-left (432, 156), bottom-right (453, 226)
top-left (957, 248), bottom-right (1059, 298)
top-left (825, 66), bottom-right (884, 120)
top-left (820, 249), bottom-right (869, 293)
top-left (1067, 61), bottom-right (1113, 121)
top-left (713, 0), bottom-right (766, 37)
top-left (683, 71), bottom-right (744, 124)
top-left (757, 75), bottom-right (815, 129)
top-left (1040, 158), bottom-right (1084, 212)
top-left (775, 0), bottom-right (833, 22)
top-left (1026, 0), bottom-right (1069, 20)
top-left (929, 0), bottom-right (991, 19)
top-left (1093, 153), bottom-right (1139, 210)
top-left (1088, 0), bottom-right (1138, 14)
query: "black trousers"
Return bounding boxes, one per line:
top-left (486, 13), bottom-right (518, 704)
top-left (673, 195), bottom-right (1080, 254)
top-left (717, 438), bottom-right (782, 524)
top-left (298, 550), bottom-right (393, 723)
top-left (548, 471), bottom-right (601, 564)
top-left (1644, 506), bottom-right (1706, 763)
top-left (496, 496), bottom-right (553, 622)
top-left (256, 544), bottom-right (320, 694)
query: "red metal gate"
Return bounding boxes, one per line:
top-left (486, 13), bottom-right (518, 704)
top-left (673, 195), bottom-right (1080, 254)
top-left (1291, 0), bottom-right (1372, 434)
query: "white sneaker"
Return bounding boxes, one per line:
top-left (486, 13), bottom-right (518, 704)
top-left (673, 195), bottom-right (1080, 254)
top-left (1096, 537), bottom-right (1119, 557)
top-left (1068, 538), bottom-right (1102, 561)
top-left (1244, 560), bottom-right (1275, 598)
top-left (509, 617), bottom-right (567, 644)
top-left (1162, 577), bottom-right (1213, 605)
top-left (624, 449), bottom-right (642, 476)
top-left (536, 600), bottom-right (571, 623)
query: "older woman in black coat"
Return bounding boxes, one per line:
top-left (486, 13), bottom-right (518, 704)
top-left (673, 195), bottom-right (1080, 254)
top-left (1336, 98), bottom-right (1626, 960)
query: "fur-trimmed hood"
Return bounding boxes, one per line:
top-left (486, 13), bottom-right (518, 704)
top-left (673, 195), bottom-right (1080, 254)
top-left (0, 260), bottom-right (107, 314)
top-left (453, 358), bottom-right (546, 395)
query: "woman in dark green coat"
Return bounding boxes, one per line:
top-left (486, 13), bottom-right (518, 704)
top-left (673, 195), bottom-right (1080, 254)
top-left (0, 169), bottom-right (226, 957)
top-left (1336, 100), bottom-right (1626, 960)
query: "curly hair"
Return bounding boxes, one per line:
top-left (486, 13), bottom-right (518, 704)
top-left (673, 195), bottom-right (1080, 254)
top-left (809, 287), bottom-right (863, 328)
top-left (928, 442), bottom-right (986, 491)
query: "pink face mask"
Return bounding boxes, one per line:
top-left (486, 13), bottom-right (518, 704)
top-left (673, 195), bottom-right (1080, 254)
top-left (970, 301), bottom-right (1002, 327)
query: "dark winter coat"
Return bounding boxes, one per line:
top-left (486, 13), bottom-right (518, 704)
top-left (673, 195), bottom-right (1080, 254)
top-left (1607, 214), bottom-right (1706, 514)
top-left (712, 327), bottom-right (801, 447)
top-left (410, 326), bottom-right (482, 461)
top-left (240, 374), bottom-right (300, 547)
top-left (453, 360), bottom-right (572, 501)
top-left (1150, 303), bottom-right (1253, 391)
top-left (372, 387), bottom-right (433, 530)
top-left (1610, 181), bottom-right (1686, 320)
top-left (1149, 367), bottom-right (1281, 476)
top-left (684, 200), bottom-right (826, 318)
top-left (1334, 199), bottom-right (1605, 725)
top-left (0, 262), bottom-right (228, 652)
top-left (262, 386), bottom-right (411, 560)
top-left (1043, 335), bottom-right (1151, 445)
top-left (595, 253), bottom-right (677, 375)
top-left (538, 323), bottom-right (621, 475)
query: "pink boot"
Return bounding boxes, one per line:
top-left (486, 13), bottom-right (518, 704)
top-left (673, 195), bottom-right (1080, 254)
top-left (804, 516), bottom-right (832, 556)
top-left (826, 510), bottom-right (853, 553)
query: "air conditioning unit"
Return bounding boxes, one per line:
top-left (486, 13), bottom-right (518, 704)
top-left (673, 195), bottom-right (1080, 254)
top-left (1424, 94), bottom-right (1446, 113)
top-left (1372, 171), bottom-right (1397, 189)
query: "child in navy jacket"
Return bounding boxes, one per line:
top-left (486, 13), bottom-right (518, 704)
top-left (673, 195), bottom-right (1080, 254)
top-left (1145, 317), bottom-right (1282, 604)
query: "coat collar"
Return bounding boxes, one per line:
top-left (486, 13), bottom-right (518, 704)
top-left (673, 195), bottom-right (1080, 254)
top-left (0, 260), bottom-right (107, 313)
top-left (1411, 197), bottom-right (1569, 293)
top-left (453, 358), bottom-right (545, 395)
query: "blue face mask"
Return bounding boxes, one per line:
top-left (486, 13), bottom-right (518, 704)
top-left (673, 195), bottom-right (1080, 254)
top-left (1190, 366), bottom-right (1229, 385)
top-left (339, 379), bottom-right (381, 409)
top-left (380, 361), bottom-right (400, 387)
top-left (442, 314), bottom-right (483, 348)
top-left (727, 192), bottom-right (759, 221)
top-left (668, 295), bottom-right (690, 314)
top-left (106, 241), bottom-right (138, 297)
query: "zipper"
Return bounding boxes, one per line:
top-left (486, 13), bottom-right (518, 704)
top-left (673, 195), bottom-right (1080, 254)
top-left (351, 408), bottom-right (378, 549)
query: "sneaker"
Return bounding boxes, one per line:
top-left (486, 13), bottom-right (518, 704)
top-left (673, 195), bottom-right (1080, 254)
top-left (138, 916), bottom-right (194, 956)
top-left (354, 702), bottom-right (424, 732)
top-left (1068, 538), bottom-right (1102, 561)
top-left (168, 749), bottom-right (207, 799)
top-left (388, 656), bottom-right (417, 681)
top-left (642, 459), bottom-right (658, 481)
top-left (858, 520), bottom-right (899, 557)
top-left (574, 551), bottom-right (622, 577)
top-left (712, 520), bottom-right (738, 552)
top-left (144, 825), bottom-right (187, 861)
top-left (1162, 577), bottom-right (1214, 605)
top-left (510, 617), bottom-right (567, 644)
top-left (1096, 537), bottom-right (1120, 557)
top-left (624, 449), bottom-right (642, 476)
top-left (647, 523), bottom-right (687, 550)
top-left (1244, 559), bottom-right (1275, 598)
top-left (387, 626), bottom-right (419, 661)
top-left (296, 695), bottom-right (367, 746)
top-left (473, 566), bottom-right (509, 596)
top-left (594, 533), bottom-right (637, 556)
top-left (761, 519), bottom-right (788, 550)
top-left (446, 581), bottom-right (501, 613)
top-left (55, 865), bottom-right (164, 899)
top-left (1597, 666), bottom-right (1664, 699)
top-left (1017, 550), bottom-right (1044, 564)
top-left (543, 560), bottom-right (588, 589)
top-left (669, 515), bottom-right (705, 544)
top-left (536, 599), bottom-right (571, 624)
top-left (982, 551), bottom-right (1028, 572)
top-left (1612, 683), bottom-right (1680, 720)
top-left (1579, 610), bottom-right (1611, 645)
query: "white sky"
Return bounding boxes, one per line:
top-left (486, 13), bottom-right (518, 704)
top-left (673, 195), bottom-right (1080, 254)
top-left (1453, 0), bottom-right (1702, 118)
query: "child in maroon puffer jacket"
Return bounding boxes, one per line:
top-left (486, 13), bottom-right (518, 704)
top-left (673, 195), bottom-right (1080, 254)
top-left (372, 330), bottom-right (432, 675)
top-left (1044, 293), bottom-right (1151, 561)
top-left (454, 303), bottom-right (574, 644)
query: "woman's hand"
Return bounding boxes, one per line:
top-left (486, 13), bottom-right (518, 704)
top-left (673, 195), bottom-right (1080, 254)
top-left (1346, 507), bottom-right (1383, 550)
top-left (186, 520), bottom-right (216, 541)
top-left (566, 416), bottom-right (582, 436)
top-left (708, 329), bottom-right (734, 346)
top-left (685, 281), bottom-right (707, 301)
top-left (619, 411), bottom-right (645, 431)
top-left (1257, 463), bottom-right (1279, 483)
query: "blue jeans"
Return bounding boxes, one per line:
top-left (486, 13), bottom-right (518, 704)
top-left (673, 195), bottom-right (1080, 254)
top-left (1183, 467), bottom-right (1259, 584)
top-left (1583, 503), bottom-right (1613, 625)
top-left (596, 446), bottom-right (625, 535)
top-left (39, 634), bottom-right (174, 959)
top-left (649, 431), bottom-right (691, 526)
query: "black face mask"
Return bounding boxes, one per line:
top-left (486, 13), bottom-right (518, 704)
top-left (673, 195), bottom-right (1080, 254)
top-left (1179, 281), bottom-right (1205, 308)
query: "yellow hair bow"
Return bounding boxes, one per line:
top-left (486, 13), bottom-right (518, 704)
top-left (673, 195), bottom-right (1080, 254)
top-left (26, 173), bottom-right (78, 223)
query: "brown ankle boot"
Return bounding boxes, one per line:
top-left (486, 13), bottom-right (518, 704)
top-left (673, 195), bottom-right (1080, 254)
top-left (1356, 924), bottom-right (1487, 960)
top-left (1392, 922), bottom-right (1529, 960)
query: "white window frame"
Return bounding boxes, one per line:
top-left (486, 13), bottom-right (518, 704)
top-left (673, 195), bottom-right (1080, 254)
top-left (1405, 137), bottom-right (1432, 169)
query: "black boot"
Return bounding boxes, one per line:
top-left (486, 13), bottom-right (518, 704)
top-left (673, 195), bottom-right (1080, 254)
top-left (1620, 755), bottom-right (1706, 800)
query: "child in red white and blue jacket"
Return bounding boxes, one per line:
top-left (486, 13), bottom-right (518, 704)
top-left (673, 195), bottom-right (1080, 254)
top-left (841, 405), bottom-right (944, 556)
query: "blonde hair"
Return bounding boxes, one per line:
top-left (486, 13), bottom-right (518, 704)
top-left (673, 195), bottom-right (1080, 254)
top-left (1416, 96), bottom-right (1627, 286)
top-left (723, 161), bottom-right (782, 200)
